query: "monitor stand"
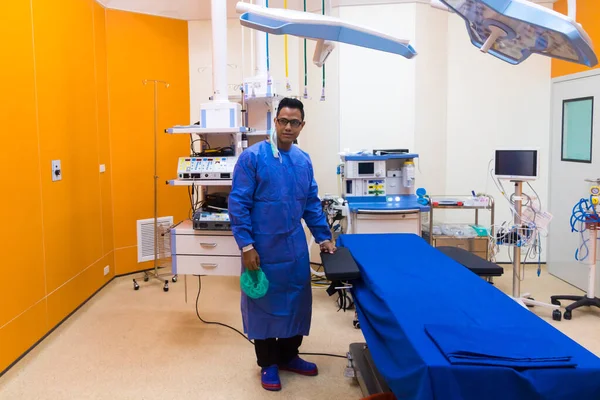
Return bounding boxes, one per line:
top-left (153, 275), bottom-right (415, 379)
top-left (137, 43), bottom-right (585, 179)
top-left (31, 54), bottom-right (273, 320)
top-left (509, 181), bottom-right (561, 320)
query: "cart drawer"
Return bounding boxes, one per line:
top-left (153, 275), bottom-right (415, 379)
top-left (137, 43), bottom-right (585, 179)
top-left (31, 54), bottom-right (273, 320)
top-left (355, 211), bottom-right (420, 235)
top-left (173, 234), bottom-right (239, 256)
top-left (433, 237), bottom-right (488, 253)
top-left (173, 255), bottom-right (241, 276)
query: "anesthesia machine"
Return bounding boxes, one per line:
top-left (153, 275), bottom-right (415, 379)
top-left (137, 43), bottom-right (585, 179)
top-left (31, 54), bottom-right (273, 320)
top-left (340, 151), bottom-right (430, 235)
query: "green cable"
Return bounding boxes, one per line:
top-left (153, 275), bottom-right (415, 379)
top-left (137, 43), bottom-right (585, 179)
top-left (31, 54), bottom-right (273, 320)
top-left (304, 40), bottom-right (308, 86)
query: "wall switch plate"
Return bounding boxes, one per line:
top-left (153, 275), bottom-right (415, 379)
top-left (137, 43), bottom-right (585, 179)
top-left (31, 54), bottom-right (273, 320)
top-left (52, 160), bottom-right (62, 182)
top-left (99, 164), bottom-right (106, 173)
top-left (104, 265), bottom-right (110, 276)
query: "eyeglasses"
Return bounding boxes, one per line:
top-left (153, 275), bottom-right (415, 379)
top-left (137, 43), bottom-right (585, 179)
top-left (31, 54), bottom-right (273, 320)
top-left (276, 118), bottom-right (303, 128)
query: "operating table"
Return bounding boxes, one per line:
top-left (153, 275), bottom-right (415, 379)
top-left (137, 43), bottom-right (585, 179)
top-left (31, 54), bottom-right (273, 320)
top-left (321, 233), bottom-right (600, 400)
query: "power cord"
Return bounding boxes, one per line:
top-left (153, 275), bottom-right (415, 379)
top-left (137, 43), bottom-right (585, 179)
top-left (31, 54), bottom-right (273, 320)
top-left (190, 134), bottom-right (210, 156)
top-left (194, 276), bottom-right (347, 359)
top-left (195, 275), bottom-right (253, 344)
top-left (187, 185), bottom-right (205, 220)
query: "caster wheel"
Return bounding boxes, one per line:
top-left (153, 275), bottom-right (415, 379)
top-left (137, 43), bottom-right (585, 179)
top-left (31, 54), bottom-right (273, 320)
top-left (133, 279), bottom-right (140, 290)
top-left (564, 310), bottom-right (572, 320)
top-left (526, 297), bottom-right (535, 308)
top-left (172, 276), bottom-right (178, 283)
top-left (552, 309), bottom-right (562, 321)
top-left (353, 320), bottom-right (360, 329)
top-left (163, 281), bottom-right (169, 292)
top-left (144, 275), bottom-right (149, 282)
top-left (551, 299), bottom-right (561, 306)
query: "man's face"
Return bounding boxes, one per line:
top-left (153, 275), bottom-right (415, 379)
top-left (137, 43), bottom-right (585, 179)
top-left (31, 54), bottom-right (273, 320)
top-left (275, 107), bottom-right (305, 146)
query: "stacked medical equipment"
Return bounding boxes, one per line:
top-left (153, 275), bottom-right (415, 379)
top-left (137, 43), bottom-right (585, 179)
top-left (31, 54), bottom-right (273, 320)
top-left (164, 0), bottom-right (301, 283)
top-left (339, 151), bottom-right (430, 235)
top-left (551, 179), bottom-right (600, 320)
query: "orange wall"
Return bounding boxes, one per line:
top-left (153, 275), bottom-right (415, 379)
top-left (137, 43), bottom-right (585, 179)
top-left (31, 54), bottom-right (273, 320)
top-left (0, 1), bottom-right (190, 373)
top-left (105, 10), bottom-right (190, 275)
top-left (0, 0), bottom-right (47, 372)
top-left (552, 0), bottom-right (600, 77)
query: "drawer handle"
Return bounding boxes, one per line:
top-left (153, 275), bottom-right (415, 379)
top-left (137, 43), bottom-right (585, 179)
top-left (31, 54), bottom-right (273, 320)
top-left (357, 209), bottom-right (419, 214)
top-left (201, 263), bottom-right (218, 269)
top-left (200, 243), bottom-right (217, 248)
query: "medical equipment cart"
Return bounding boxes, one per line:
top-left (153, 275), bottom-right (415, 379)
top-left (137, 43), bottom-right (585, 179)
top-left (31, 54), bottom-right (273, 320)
top-left (422, 195), bottom-right (495, 261)
top-left (163, 91), bottom-right (281, 300)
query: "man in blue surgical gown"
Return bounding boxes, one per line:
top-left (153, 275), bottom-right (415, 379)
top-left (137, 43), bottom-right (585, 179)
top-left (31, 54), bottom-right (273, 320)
top-left (228, 97), bottom-right (335, 391)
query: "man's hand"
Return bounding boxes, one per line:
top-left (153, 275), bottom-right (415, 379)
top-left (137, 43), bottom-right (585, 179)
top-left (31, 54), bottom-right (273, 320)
top-left (243, 248), bottom-right (261, 271)
top-left (320, 240), bottom-right (336, 254)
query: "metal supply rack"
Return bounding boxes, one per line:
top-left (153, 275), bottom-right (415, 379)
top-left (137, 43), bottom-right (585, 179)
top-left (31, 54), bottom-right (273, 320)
top-left (422, 195), bottom-right (495, 261)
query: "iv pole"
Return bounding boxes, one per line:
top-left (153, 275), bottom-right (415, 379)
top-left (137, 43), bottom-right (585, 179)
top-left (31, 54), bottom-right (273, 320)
top-left (133, 79), bottom-right (178, 292)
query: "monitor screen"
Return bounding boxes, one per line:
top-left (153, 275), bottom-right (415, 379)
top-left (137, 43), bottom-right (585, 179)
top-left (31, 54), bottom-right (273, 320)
top-left (358, 162), bottom-right (375, 175)
top-left (494, 150), bottom-right (538, 179)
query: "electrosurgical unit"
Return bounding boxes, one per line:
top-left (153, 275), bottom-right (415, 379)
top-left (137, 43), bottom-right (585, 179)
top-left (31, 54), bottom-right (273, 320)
top-left (177, 157), bottom-right (237, 180)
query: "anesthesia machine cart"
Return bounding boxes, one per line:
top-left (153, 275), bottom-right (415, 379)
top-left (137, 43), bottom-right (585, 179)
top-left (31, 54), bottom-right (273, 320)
top-left (341, 152), bottom-right (430, 234)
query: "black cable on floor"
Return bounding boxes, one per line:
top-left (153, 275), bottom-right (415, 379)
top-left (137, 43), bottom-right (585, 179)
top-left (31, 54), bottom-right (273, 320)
top-left (195, 275), bottom-right (254, 344)
top-left (195, 275), bottom-right (347, 360)
top-left (300, 352), bottom-right (347, 359)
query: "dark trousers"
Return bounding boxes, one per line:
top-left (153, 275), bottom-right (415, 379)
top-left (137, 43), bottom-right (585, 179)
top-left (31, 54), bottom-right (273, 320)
top-left (254, 335), bottom-right (303, 368)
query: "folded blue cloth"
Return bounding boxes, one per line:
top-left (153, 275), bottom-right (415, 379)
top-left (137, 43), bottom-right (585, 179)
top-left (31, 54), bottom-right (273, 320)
top-left (424, 324), bottom-right (577, 369)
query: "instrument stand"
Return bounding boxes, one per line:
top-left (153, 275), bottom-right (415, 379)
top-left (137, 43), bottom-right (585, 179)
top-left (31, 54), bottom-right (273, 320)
top-left (551, 223), bottom-right (600, 320)
top-left (133, 80), bottom-right (178, 292)
top-left (509, 181), bottom-right (561, 320)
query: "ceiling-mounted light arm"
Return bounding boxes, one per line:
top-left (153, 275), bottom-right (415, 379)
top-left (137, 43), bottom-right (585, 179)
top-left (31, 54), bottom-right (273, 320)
top-left (325, 0), bottom-right (332, 16)
top-left (314, 0), bottom-right (335, 67)
top-left (313, 40), bottom-right (335, 67)
top-left (567, 0), bottom-right (576, 21)
top-left (430, 0), bottom-right (452, 12)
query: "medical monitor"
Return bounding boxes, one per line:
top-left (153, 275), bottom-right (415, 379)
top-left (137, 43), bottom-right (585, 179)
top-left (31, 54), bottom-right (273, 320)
top-left (494, 149), bottom-right (539, 181)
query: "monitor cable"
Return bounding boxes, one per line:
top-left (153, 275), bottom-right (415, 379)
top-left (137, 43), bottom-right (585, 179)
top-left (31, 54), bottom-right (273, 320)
top-left (194, 276), bottom-right (346, 359)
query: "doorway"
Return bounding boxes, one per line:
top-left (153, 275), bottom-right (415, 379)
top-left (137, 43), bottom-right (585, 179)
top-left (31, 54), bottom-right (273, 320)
top-left (548, 71), bottom-right (600, 293)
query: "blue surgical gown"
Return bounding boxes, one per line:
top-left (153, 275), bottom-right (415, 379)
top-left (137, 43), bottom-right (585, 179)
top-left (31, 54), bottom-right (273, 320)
top-left (228, 141), bottom-right (331, 340)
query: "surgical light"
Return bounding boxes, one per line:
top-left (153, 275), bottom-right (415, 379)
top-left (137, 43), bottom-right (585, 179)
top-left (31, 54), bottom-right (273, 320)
top-left (235, 2), bottom-right (417, 62)
top-left (437, 0), bottom-right (597, 67)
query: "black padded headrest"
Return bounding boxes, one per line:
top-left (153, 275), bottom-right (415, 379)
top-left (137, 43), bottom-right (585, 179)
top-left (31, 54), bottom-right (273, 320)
top-left (320, 247), bottom-right (361, 281)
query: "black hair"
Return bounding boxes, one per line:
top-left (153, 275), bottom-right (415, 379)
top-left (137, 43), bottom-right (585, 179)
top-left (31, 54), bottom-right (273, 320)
top-left (276, 97), bottom-right (305, 121)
